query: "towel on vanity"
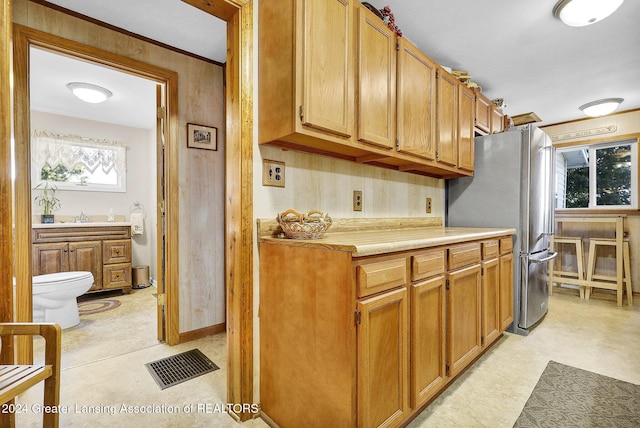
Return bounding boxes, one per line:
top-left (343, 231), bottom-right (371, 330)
top-left (131, 212), bottom-right (144, 236)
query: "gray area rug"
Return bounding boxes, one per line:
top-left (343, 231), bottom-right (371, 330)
top-left (514, 361), bottom-right (640, 428)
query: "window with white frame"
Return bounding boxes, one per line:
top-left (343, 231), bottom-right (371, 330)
top-left (31, 130), bottom-right (127, 192)
top-left (555, 138), bottom-right (638, 209)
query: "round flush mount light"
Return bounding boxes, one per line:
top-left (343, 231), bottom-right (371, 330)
top-left (578, 98), bottom-right (624, 117)
top-left (553, 0), bottom-right (624, 27)
top-left (66, 82), bottom-right (113, 104)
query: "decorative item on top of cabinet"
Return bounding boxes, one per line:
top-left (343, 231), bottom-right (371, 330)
top-left (32, 225), bottom-right (132, 294)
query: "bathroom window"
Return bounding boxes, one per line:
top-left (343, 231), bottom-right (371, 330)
top-left (555, 138), bottom-right (637, 209)
top-left (32, 130), bottom-right (127, 192)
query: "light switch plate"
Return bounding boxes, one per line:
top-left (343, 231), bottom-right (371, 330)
top-left (262, 159), bottom-right (285, 187)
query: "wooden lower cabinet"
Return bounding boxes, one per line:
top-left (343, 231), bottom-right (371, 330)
top-left (481, 257), bottom-right (501, 348)
top-left (499, 252), bottom-right (515, 330)
top-left (410, 275), bottom-right (446, 408)
top-left (260, 234), bottom-right (512, 428)
top-left (447, 263), bottom-right (482, 378)
top-left (357, 288), bottom-right (409, 428)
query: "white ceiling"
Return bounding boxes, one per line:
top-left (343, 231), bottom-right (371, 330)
top-left (32, 0), bottom-right (640, 129)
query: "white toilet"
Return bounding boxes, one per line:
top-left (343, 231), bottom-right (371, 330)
top-left (32, 271), bottom-right (94, 329)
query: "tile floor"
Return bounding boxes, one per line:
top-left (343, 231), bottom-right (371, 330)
top-left (15, 286), bottom-right (640, 427)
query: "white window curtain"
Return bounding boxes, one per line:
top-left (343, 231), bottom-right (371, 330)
top-left (31, 130), bottom-right (127, 177)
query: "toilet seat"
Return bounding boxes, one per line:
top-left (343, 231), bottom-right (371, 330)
top-left (33, 271), bottom-right (93, 294)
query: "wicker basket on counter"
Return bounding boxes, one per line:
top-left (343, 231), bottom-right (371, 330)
top-left (276, 209), bottom-right (332, 239)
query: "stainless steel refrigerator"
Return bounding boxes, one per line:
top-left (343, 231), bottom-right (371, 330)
top-left (447, 125), bottom-right (556, 336)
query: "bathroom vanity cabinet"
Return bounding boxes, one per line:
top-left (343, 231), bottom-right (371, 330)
top-left (32, 224), bottom-right (132, 294)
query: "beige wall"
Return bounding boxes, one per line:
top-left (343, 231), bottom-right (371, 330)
top-left (13, 0), bottom-right (226, 333)
top-left (30, 110), bottom-right (157, 281)
top-left (542, 109), bottom-right (640, 293)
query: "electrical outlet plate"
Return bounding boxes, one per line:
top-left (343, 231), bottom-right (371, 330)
top-left (426, 197), bottom-right (432, 214)
top-left (353, 190), bottom-right (363, 211)
top-left (262, 159), bottom-right (285, 188)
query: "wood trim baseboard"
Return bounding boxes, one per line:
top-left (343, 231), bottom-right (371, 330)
top-left (178, 323), bottom-right (226, 343)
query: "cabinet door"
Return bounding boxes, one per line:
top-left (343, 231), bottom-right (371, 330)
top-left (69, 241), bottom-right (102, 291)
top-left (491, 107), bottom-right (504, 134)
top-left (447, 264), bottom-right (481, 378)
top-left (436, 69), bottom-right (458, 166)
top-left (457, 85), bottom-right (475, 171)
top-left (481, 258), bottom-right (501, 347)
top-left (301, 0), bottom-right (354, 138)
top-left (358, 287), bottom-right (408, 428)
top-left (410, 276), bottom-right (446, 409)
top-left (475, 93), bottom-right (491, 134)
top-left (32, 243), bottom-right (69, 276)
top-left (499, 253), bottom-right (514, 331)
top-left (357, 5), bottom-right (395, 149)
top-left (397, 38), bottom-right (436, 160)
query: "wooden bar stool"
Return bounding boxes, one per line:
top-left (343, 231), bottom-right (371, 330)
top-left (585, 238), bottom-right (633, 306)
top-left (548, 236), bottom-right (586, 298)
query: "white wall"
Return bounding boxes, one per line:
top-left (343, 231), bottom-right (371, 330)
top-left (30, 111), bottom-right (157, 277)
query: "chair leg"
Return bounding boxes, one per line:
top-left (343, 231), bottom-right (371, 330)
top-left (576, 241), bottom-right (585, 299)
top-left (585, 239), bottom-right (597, 300)
top-left (624, 242), bottom-right (633, 307)
top-left (548, 237), bottom-right (556, 296)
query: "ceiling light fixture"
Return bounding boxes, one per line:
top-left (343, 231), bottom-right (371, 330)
top-left (578, 98), bottom-right (624, 117)
top-left (66, 82), bottom-right (113, 104)
top-left (553, 0), bottom-right (624, 27)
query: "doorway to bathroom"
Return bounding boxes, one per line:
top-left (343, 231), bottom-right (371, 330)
top-left (12, 25), bottom-right (178, 360)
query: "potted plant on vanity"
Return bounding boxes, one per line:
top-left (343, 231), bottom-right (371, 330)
top-left (34, 181), bottom-right (61, 224)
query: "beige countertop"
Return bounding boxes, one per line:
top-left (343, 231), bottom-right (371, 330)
top-left (32, 221), bottom-right (131, 229)
top-left (260, 226), bottom-right (516, 257)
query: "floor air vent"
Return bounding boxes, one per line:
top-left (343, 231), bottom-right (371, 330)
top-left (145, 349), bottom-right (219, 390)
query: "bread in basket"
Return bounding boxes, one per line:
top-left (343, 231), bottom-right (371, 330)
top-left (276, 209), bottom-right (332, 239)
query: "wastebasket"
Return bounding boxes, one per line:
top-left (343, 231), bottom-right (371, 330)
top-left (132, 265), bottom-right (150, 289)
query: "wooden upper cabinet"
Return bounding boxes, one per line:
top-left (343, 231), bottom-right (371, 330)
top-left (357, 6), bottom-right (396, 149)
top-left (457, 85), bottom-right (475, 171)
top-left (397, 38), bottom-right (437, 160)
top-left (436, 69), bottom-right (458, 166)
top-left (492, 107), bottom-right (504, 134)
top-left (301, 0), bottom-right (354, 138)
top-left (475, 91), bottom-right (492, 134)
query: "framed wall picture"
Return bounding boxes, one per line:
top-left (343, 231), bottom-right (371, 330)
top-left (187, 123), bottom-right (218, 151)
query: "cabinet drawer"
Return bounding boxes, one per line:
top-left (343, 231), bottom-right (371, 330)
top-left (481, 240), bottom-right (499, 260)
top-left (356, 257), bottom-right (407, 298)
top-left (411, 249), bottom-right (445, 282)
top-left (448, 243), bottom-right (481, 271)
top-left (103, 239), bottom-right (131, 264)
top-left (500, 236), bottom-right (513, 255)
top-left (103, 263), bottom-right (132, 289)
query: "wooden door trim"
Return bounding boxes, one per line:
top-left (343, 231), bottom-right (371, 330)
top-left (11, 24), bottom-right (180, 349)
top-left (0, 0), bottom-right (12, 335)
top-left (4, 0), bottom-right (255, 421)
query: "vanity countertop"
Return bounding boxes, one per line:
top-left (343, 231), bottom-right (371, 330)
top-left (33, 221), bottom-right (131, 229)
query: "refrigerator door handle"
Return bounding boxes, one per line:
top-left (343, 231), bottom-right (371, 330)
top-left (530, 251), bottom-right (558, 264)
